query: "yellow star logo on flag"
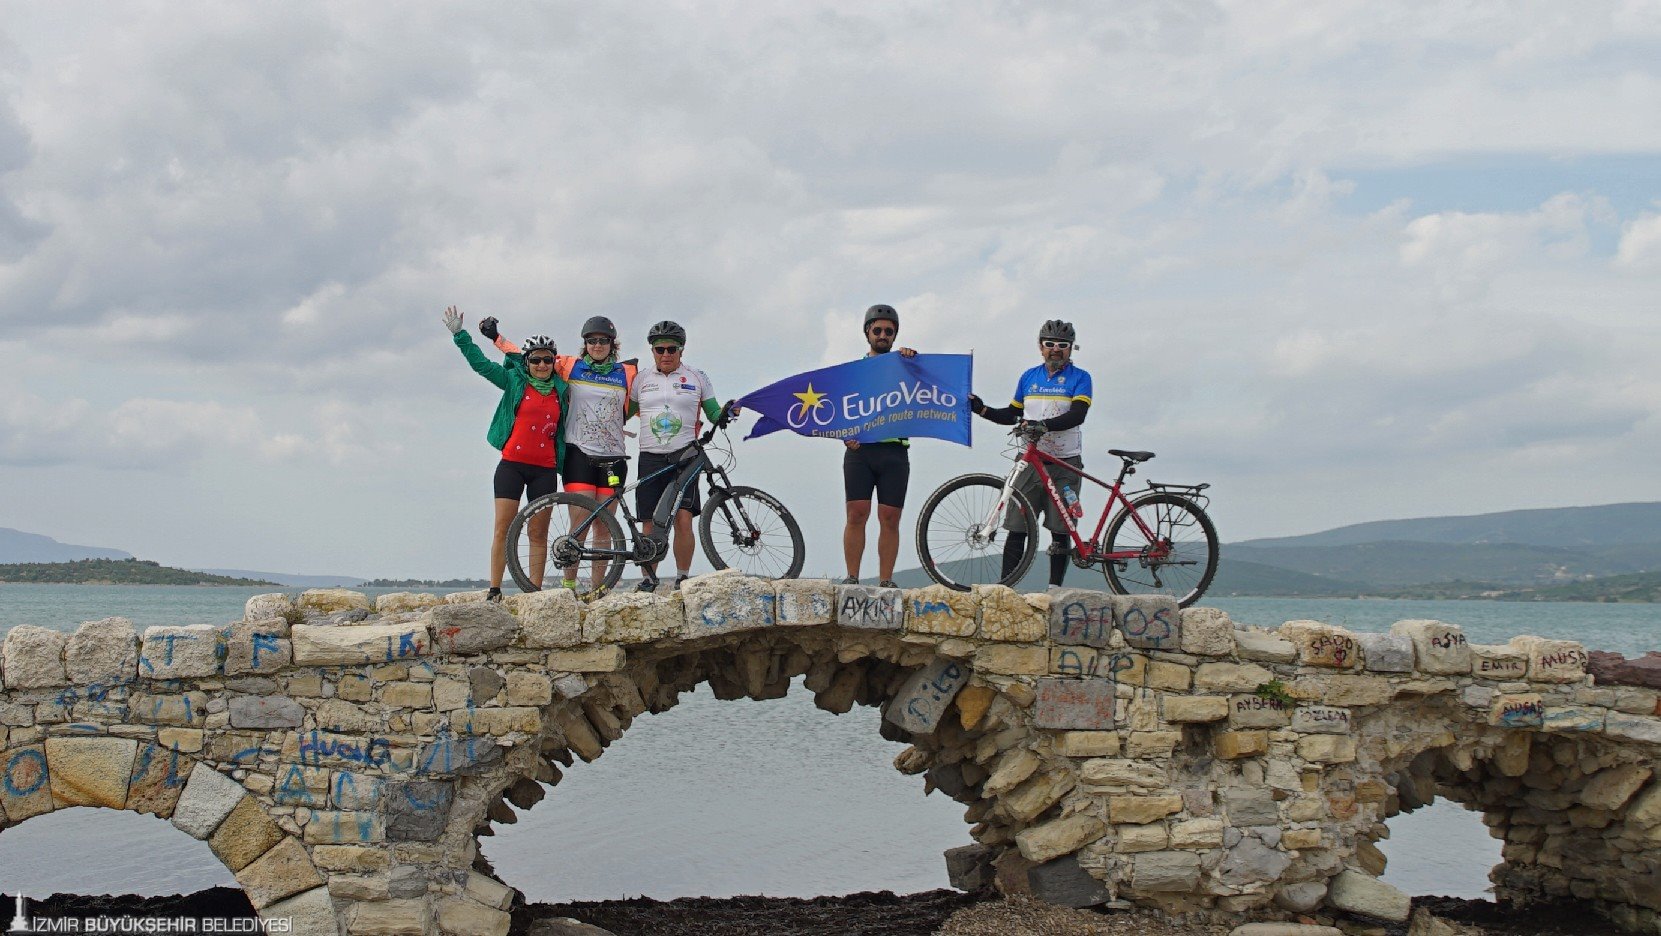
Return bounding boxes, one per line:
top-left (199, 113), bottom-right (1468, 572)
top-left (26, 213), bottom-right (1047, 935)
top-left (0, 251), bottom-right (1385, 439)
top-left (793, 383), bottom-right (826, 411)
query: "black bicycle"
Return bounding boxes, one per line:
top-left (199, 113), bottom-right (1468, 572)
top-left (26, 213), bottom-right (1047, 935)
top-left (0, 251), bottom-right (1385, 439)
top-left (505, 404), bottom-right (805, 599)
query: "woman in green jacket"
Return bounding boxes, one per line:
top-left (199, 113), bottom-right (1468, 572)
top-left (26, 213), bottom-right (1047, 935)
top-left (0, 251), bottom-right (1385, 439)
top-left (443, 306), bottom-right (569, 600)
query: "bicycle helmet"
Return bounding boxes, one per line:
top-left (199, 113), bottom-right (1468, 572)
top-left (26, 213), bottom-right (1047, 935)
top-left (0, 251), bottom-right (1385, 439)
top-left (581, 316), bottom-right (618, 340)
top-left (1039, 319), bottom-right (1077, 347)
top-left (863, 304), bottom-right (899, 332)
top-left (647, 320), bottom-right (687, 347)
top-left (521, 335), bottom-right (556, 355)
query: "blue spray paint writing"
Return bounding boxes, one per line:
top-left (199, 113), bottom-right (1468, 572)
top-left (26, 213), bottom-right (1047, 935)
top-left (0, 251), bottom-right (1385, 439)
top-left (1057, 601), bottom-right (1112, 643)
top-left (1121, 606), bottom-right (1175, 647)
top-left (250, 633), bottom-right (283, 669)
top-left (1054, 648), bottom-right (1137, 679)
top-left (3, 748), bottom-right (47, 797)
top-left (298, 730), bottom-right (394, 768)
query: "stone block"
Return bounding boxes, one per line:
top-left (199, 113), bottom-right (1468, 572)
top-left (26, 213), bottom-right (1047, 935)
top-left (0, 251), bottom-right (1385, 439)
top-left (304, 809), bottom-right (385, 844)
top-left (1356, 633), bottom-right (1414, 673)
top-left (347, 898), bottom-right (428, 935)
top-left (1296, 735), bottom-right (1356, 764)
top-left (1490, 693), bottom-right (1545, 728)
top-left (1126, 730), bottom-right (1181, 757)
top-left (1195, 662), bottom-right (1275, 693)
top-left (1049, 587), bottom-right (1120, 647)
top-left (381, 682), bottom-right (434, 709)
top-left (416, 734), bottom-right (503, 775)
top-left (1017, 813), bottom-right (1107, 863)
top-left (1218, 835), bottom-right (1293, 885)
top-left (999, 769), bottom-right (1076, 822)
top-left (376, 591), bottom-right (442, 614)
top-left (209, 795), bottom-right (287, 871)
top-left (1033, 677), bottom-right (1116, 729)
top-left (1179, 607), bottom-right (1234, 656)
top-left (505, 672), bottom-right (553, 706)
top-left (974, 585), bottom-right (1047, 642)
top-left (1110, 793), bottom-right (1183, 824)
top-left (297, 588), bottom-right (371, 613)
top-left (774, 578), bottom-right (836, 626)
top-left (172, 767), bottom-right (247, 839)
top-left (496, 589), bottom-right (579, 647)
top-left (244, 593), bottom-right (294, 621)
top-left (1315, 675), bottom-right (1395, 706)
top-left (4, 625), bottom-right (68, 687)
top-left (465, 871), bottom-right (516, 910)
top-left (1163, 695), bottom-right (1229, 723)
top-left (258, 887), bottom-right (335, 935)
top-left (885, 658), bottom-right (971, 733)
top-left (1604, 713), bottom-right (1661, 745)
top-left (65, 617), bottom-right (140, 685)
top-left (437, 898), bottom-right (511, 936)
top-left (45, 736), bottom-right (136, 808)
top-left (1471, 643), bottom-right (1529, 680)
top-left (130, 691), bottom-right (208, 726)
top-left (429, 603), bottom-right (520, 654)
top-left (128, 740), bottom-right (194, 816)
top-left (581, 591), bottom-right (680, 643)
top-left (945, 843), bottom-right (997, 893)
top-left (973, 645), bottom-right (1048, 675)
top-left (155, 728), bottom-right (203, 754)
top-left (681, 572), bottom-right (779, 636)
top-left (1, 745), bottom-right (55, 821)
top-left (1390, 619), bottom-right (1470, 675)
top-left (1234, 629), bottom-right (1296, 663)
top-left (1542, 705), bottom-right (1606, 733)
top-left (1280, 621), bottom-right (1361, 669)
top-left (236, 836), bottom-right (325, 909)
top-left (292, 622), bottom-right (428, 666)
top-left (330, 771), bottom-right (384, 810)
top-left (1146, 661), bottom-right (1191, 691)
top-left (1225, 788), bottom-right (1280, 826)
top-left (1050, 646), bottom-right (1144, 681)
top-left (1327, 869), bottom-right (1411, 922)
top-left (1581, 764), bottom-right (1652, 810)
top-left (1119, 595), bottom-right (1181, 650)
top-left (1281, 828), bottom-right (1323, 850)
top-left (1171, 817), bottom-right (1225, 848)
top-left (269, 763), bottom-right (328, 807)
top-left (545, 646), bottom-right (624, 673)
top-left (834, 583), bottom-right (903, 630)
top-left (903, 584), bottom-right (980, 637)
top-left (1026, 855), bottom-right (1111, 908)
top-left (224, 622), bottom-right (292, 676)
top-left (1230, 695), bottom-right (1292, 728)
top-left (1051, 731), bottom-right (1120, 758)
top-left (955, 684), bottom-right (995, 729)
top-left (1290, 705), bottom-right (1352, 734)
top-left (1511, 635), bottom-right (1589, 683)
top-left (1080, 758), bottom-right (1166, 790)
top-left (1215, 731), bottom-right (1269, 760)
top-left (230, 696), bottom-right (305, 729)
top-left (1131, 851), bottom-right (1201, 891)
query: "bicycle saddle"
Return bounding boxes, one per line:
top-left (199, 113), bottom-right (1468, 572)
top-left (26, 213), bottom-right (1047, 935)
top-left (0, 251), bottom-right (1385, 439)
top-left (1109, 449), bottom-right (1155, 463)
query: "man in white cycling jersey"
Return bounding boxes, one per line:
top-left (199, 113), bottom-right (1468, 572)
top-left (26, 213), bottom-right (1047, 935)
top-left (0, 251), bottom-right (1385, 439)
top-left (631, 320), bottom-right (728, 591)
top-left (969, 319), bottom-right (1092, 587)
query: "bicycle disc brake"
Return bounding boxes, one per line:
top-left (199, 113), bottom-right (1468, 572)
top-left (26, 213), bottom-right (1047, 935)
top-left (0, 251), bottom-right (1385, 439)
top-left (550, 535), bottom-right (584, 568)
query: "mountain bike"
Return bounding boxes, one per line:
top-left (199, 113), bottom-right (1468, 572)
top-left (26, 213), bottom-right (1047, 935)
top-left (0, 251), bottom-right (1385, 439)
top-left (505, 404), bottom-right (805, 599)
top-left (915, 423), bottom-right (1219, 606)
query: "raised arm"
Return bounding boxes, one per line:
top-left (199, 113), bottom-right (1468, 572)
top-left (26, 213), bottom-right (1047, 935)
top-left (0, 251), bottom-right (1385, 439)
top-left (444, 306), bottom-right (511, 389)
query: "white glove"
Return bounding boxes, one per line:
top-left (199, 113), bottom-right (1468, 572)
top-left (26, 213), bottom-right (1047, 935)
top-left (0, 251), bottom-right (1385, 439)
top-left (442, 306), bottom-right (464, 334)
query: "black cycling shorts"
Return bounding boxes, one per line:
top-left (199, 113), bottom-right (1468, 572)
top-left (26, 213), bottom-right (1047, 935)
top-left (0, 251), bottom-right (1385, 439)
top-left (636, 449), bottom-right (703, 520)
top-left (561, 446), bottom-right (630, 494)
top-left (494, 459), bottom-right (560, 502)
top-left (843, 442), bottom-right (910, 508)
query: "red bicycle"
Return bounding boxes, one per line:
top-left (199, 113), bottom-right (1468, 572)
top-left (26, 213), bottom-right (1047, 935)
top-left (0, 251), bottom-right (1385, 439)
top-left (915, 423), bottom-right (1219, 606)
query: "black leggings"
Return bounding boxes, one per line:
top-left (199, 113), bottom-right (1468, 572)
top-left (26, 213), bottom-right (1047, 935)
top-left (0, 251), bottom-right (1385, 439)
top-left (1003, 530), bottom-right (1072, 588)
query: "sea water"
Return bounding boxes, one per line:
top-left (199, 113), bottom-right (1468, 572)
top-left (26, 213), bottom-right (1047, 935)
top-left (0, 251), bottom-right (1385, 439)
top-left (0, 586), bottom-right (1655, 901)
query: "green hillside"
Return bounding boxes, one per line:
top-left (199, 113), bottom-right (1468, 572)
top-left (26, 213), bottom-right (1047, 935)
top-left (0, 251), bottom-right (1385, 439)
top-left (0, 559), bottom-right (278, 586)
top-left (1223, 540), bottom-right (1641, 588)
top-left (1236, 501), bottom-right (1661, 550)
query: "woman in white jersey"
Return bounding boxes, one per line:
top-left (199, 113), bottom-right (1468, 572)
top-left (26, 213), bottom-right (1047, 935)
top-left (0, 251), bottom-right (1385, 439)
top-left (631, 320), bottom-right (728, 591)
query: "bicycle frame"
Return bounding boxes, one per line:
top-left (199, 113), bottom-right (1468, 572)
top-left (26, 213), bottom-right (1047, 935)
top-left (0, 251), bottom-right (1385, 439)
top-left (989, 442), bottom-right (1172, 565)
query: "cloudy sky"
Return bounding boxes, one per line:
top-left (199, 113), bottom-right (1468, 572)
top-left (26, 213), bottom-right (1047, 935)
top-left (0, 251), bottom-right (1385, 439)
top-left (1, 1), bottom-right (1658, 579)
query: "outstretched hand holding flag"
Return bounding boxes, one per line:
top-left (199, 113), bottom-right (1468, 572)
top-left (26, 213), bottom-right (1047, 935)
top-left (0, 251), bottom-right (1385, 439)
top-left (738, 353), bottom-right (974, 446)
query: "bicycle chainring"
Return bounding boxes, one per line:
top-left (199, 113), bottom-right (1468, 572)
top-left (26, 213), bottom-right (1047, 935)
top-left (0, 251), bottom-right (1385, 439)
top-left (633, 534), bottom-right (668, 564)
top-left (549, 535), bottom-right (583, 568)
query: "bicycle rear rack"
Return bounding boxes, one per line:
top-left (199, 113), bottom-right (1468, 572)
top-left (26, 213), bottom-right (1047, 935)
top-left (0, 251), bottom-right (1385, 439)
top-left (1146, 480), bottom-right (1211, 510)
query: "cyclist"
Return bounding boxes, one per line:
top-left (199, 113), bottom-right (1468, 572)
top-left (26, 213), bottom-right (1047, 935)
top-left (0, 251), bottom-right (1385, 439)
top-left (630, 320), bottom-right (729, 591)
top-left (842, 304), bottom-right (918, 588)
top-left (968, 319), bottom-right (1092, 587)
top-left (442, 306), bottom-right (568, 602)
top-left (488, 315), bottom-right (637, 593)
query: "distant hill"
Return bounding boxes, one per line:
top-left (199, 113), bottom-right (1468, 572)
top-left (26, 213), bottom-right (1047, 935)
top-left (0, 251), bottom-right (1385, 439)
top-left (1223, 540), bottom-right (1645, 588)
top-left (193, 569), bottom-right (364, 588)
top-left (0, 559), bottom-right (278, 586)
top-left (1235, 502), bottom-right (1661, 550)
top-left (0, 527), bottom-right (132, 563)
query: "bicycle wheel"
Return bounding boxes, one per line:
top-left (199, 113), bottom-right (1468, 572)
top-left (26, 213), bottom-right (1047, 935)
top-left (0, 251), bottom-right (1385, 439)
top-left (915, 473), bottom-right (1039, 591)
top-left (700, 485), bottom-right (805, 579)
top-left (1101, 492), bottom-right (1218, 607)
top-left (506, 492), bottom-right (630, 600)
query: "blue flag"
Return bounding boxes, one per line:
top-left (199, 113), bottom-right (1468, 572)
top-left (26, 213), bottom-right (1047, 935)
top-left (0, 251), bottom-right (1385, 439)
top-left (739, 353), bottom-right (973, 446)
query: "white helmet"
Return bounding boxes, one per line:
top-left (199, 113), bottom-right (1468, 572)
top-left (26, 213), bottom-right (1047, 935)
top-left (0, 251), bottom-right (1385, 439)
top-left (521, 335), bottom-right (556, 355)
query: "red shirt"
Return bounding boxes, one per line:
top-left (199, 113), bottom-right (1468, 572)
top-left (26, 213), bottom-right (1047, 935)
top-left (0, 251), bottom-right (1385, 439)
top-left (502, 386), bottom-right (561, 468)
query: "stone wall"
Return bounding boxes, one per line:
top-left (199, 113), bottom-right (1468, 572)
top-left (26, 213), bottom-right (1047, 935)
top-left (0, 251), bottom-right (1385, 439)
top-left (2, 573), bottom-right (1659, 935)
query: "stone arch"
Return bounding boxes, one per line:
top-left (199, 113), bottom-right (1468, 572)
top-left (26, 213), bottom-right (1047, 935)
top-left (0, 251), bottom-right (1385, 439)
top-left (0, 738), bottom-right (334, 934)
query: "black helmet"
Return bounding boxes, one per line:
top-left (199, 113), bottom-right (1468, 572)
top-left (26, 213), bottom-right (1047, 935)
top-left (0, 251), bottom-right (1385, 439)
top-left (581, 316), bottom-right (617, 340)
top-left (647, 320), bottom-right (687, 347)
top-left (1039, 319), bottom-right (1077, 346)
top-left (863, 304), bottom-right (898, 331)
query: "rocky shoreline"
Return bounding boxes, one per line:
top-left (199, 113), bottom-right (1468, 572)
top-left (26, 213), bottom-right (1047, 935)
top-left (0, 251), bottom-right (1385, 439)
top-left (5, 887), bottom-right (1635, 936)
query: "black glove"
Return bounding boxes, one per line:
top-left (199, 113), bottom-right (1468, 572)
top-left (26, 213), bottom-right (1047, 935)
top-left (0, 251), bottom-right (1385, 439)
top-left (968, 393), bottom-right (984, 414)
top-left (478, 317), bottom-right (500, 341)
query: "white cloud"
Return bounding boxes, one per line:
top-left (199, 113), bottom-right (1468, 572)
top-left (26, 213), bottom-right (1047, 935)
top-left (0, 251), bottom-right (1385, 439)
top-left (1615, 211), bottom-right (1661, 269)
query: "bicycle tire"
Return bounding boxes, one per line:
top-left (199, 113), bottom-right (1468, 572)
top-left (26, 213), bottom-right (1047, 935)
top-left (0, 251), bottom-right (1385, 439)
top-left (506, 491), bottom-right (630, 600)
top-left (1101, 492), bottom-right (1218, 607)
top-left (700, 485), bottom-right (806, 579)
top-left (915, 473), bottom-right (1040, 592)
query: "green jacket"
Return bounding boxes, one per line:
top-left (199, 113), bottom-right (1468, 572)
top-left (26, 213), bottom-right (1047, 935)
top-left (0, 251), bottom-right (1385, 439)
top-left (453, 331), bottom-right (568, 465)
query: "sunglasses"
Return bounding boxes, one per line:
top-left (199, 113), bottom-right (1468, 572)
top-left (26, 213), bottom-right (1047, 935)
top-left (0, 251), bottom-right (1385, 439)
top-left (652, 345), bottom-right (682, 355)
top-left (526, 355), bottom-right (556, 365)
top-left (869, 327), bottom-right (896, 338)
top-left (584, 336), bottom-right (613, 345)
top-left (1041, 340), bottom-right (1071, 350)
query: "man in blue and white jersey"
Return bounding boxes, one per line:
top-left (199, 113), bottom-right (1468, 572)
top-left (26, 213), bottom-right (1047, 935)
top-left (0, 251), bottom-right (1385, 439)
top-left (969, 319), bottom-right (1092, 587)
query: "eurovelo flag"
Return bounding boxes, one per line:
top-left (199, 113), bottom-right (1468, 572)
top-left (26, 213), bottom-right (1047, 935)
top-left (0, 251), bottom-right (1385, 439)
top-left (739, 353), bottom-right (973, 445)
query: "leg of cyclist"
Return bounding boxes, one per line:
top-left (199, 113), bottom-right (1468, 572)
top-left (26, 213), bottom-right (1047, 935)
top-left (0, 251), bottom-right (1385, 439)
top-left (522, 469), bottom-right (560, 590)
top-left (873, 447), bottom-right (908, 584)
top-left (672, 508), bottom-right (695, 578)
top-left (843, 500), bottom-right (871, 582)
top-left (1002, 531), bottom-right (1028, 579)
top-left (1044, 457), bottom-right (1085, 587)
top-left (490, 498), bottom-right (516, 592)
top-left (842, 442), bottom-right (877, 582)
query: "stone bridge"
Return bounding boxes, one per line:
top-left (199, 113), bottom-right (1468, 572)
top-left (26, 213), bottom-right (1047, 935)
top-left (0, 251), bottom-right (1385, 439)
top-left (2, 574), bottom-right (1660, 935)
